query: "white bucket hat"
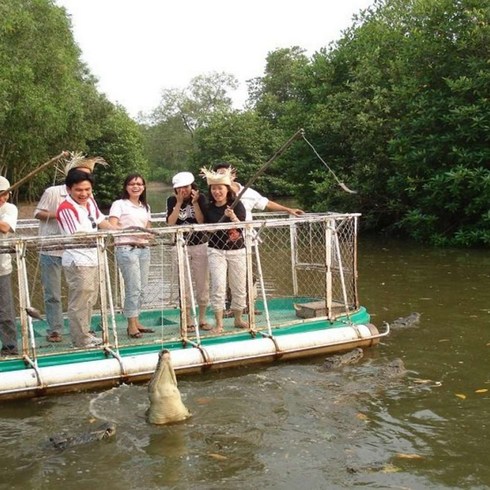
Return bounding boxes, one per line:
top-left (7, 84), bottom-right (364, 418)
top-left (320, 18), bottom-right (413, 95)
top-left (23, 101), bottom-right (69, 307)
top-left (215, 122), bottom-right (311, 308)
top-left (172, 172), bottom-right (195, 188)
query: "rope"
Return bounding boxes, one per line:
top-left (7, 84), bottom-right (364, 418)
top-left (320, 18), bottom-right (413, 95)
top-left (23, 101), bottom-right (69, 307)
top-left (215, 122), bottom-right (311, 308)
top-left (301, 134), bottom-right (357, 194)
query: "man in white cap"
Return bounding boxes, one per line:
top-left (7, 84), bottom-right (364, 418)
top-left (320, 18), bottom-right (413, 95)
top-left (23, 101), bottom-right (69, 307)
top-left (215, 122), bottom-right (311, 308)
top-left (166, 172), bottom-right (210, 331)
top-left (0, 176), bottom-right (19, 356)
top-left (34, 154), bottom-right (107, 343)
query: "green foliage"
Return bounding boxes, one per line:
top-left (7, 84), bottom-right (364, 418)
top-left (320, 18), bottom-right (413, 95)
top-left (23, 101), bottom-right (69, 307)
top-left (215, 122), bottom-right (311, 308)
top-left (86, 105), bottom-right (150, 210)
top-left (0, 0), bottom-right (148, 207)
top-left (240, 0), bottom-right (490, 247)
top-left (192, 111), bottom-right (295, 197)
top-left (142, 72), bottom-right (239, 185)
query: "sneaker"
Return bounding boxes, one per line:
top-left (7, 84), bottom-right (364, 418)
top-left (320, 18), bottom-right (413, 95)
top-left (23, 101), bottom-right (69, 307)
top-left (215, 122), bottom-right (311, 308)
top-left (81, 336), bottom-right (103, 348)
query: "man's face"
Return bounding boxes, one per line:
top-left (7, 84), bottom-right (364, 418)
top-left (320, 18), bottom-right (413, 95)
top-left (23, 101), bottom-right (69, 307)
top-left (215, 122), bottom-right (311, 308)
top-left (0, 191), bottom-right (10, 207)
top-left (68, 181), bottom-right (93, 205)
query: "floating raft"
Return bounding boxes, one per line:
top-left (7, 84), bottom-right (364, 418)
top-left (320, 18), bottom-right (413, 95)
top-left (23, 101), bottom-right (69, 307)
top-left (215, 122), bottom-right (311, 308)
top-left (0, 212), bottom-right (388, 400)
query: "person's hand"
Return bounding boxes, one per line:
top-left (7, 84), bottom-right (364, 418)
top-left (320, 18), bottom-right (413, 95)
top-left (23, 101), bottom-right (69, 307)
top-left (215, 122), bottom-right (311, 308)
top-left (225, 206), bottom-right (239, 222)
top-left (190, 189), bottom-right (199, 204)
top-left (175, 188), bottom-right (186, 205)
top-left (288, 208), bottom-right (304, 216)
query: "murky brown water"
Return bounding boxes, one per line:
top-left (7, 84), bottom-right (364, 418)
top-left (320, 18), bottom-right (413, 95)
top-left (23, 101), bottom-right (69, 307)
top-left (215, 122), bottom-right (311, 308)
top-left (0, 235), bottom-right (488, 489)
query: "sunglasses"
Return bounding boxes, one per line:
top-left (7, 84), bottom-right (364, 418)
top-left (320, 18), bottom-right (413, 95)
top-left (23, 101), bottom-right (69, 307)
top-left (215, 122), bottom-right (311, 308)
top-left (88, 214), bottom-right (96, 229)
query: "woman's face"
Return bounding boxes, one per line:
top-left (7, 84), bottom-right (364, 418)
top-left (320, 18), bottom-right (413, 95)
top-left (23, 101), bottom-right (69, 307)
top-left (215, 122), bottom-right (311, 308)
top-left (210, 184), bottom-right (228, 204)
top-left (126, 178), bottom-right (145, 198)
top-left (175, 185), bottom-right (192, 200)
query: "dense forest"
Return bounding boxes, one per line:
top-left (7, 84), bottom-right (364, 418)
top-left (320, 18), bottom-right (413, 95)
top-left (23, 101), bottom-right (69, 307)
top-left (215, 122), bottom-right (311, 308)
top-left (1, 0), bottom-right (489, 246)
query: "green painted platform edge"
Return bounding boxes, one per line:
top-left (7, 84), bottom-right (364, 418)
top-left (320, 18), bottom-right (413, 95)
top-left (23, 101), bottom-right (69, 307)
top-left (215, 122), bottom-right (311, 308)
top-left (1, 307), bottom-right (370, 373)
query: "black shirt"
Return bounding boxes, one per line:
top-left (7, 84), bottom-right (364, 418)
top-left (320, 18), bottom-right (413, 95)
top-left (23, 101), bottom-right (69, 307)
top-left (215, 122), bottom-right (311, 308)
top-left (204, 201), bottom-right (246, 250)
top-left (166, 194), bottom-right (208, 246)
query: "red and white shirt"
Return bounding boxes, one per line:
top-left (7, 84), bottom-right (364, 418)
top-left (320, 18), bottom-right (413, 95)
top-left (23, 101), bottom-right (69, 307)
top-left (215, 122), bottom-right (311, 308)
top-left (56, 195), bottom-right (105, 266)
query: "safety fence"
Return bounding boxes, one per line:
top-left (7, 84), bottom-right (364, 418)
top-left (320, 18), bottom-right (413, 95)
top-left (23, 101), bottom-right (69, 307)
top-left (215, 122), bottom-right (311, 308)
top-left (1, 212), bottom-right (360, 355)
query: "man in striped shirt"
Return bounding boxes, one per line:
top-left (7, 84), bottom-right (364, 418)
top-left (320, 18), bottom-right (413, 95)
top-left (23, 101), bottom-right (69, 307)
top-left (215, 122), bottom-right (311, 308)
top-left (56, 170), bottom-right (118, 348)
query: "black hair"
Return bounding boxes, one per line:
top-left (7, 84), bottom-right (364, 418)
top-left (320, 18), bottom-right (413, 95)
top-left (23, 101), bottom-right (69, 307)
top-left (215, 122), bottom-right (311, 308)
top-left (212, 162), bottom-right (233, 172)
top-left (121, 173), bottom-right (149, 210)
top-left (65, 169), bottom-right (94, 188)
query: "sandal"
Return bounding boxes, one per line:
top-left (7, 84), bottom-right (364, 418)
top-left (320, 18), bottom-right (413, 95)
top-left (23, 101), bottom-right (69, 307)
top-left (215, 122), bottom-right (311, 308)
top-left (46, 332), bottom-right (63, 342)
top-left (127, 329), bottom-right (143, 339)
top-left (186, 325), bottom-right (196, 332)
top-left (199, 323), bottom-right (213, 331)
top-left (137, 327), bottom-right (155, 333)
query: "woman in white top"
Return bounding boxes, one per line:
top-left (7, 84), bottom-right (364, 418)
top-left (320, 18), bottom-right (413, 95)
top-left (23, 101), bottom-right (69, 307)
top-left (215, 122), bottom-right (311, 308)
top-left (109, 174), bottom-right (153, 338)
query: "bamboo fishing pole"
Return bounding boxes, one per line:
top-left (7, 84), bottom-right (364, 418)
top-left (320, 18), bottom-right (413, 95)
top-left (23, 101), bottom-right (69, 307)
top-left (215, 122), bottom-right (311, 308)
top-left (0, 151), bottom-right (70, 196)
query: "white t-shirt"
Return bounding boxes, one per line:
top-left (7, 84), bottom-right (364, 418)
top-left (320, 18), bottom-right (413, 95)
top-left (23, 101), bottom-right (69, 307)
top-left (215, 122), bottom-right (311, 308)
top-left (34, 184), bottom-right (67, 256)
top-left (0, 202), bottom-right (18, 276)
top-left (237, 184), bottom-right (269, 221)
top-left (109, 199), bottom-right (151, 245)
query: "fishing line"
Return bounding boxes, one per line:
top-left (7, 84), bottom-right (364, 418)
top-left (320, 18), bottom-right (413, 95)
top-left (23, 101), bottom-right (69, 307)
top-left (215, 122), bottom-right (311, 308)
top-left (301, 134), bottom-right (357, 194)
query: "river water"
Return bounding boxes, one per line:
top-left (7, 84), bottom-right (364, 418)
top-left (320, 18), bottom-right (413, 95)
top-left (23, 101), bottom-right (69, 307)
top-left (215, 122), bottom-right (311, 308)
top-left (1, 232), bottom-right (488, 489)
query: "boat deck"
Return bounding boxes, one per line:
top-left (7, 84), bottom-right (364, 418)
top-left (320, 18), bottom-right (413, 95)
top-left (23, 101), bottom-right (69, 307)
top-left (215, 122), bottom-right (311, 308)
top-left (24, 297), bottom-right (357, 357)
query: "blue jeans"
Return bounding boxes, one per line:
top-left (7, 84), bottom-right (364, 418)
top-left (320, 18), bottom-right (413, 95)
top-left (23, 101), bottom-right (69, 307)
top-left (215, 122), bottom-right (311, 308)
top-left (115, 246), bottom-right (150, 318)
top-left (40, 253), bottom-right (63, 334)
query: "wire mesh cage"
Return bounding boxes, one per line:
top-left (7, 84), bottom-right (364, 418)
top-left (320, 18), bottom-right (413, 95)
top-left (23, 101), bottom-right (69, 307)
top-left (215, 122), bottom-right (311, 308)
top-left (3, 212), bottom-right (360, 355)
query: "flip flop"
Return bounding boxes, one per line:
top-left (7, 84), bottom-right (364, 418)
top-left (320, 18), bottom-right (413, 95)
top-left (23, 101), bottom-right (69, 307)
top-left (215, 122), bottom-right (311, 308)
top-left (199, 323), bottom-right (213, 331)
top-left (46, 332), bottom-right (63, 342)
top-left (137, 327), bottom-right (155, 333)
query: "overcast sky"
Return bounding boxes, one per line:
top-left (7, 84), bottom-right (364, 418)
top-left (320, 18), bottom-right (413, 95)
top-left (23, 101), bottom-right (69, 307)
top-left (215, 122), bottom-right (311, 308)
top-left (55, 0), bottom-right (374, 118)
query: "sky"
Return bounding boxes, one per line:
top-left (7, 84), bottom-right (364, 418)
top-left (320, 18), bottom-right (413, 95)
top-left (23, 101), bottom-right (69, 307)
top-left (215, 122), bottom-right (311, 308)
top-left (55, 0), bottom-right (374, 118)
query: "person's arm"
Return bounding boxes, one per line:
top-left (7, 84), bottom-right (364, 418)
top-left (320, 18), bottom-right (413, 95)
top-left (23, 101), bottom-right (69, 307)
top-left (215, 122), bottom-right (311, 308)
top-left (34, 188), bottom-right (57, 220)
top-left (266, 200), bottom-right (304, 216)
top-left (225, 201), bottom-right (246, 222)
top-left (98, 219), bottom-right (120, 230)
top-left (0, 220), bottom-right (12, 233)
top-left (193, 192), bottom-right (205, 224)
top-left (34, 209), bottom-right (57, 220)
top-left (166, 194), bottom-right (184, 225)
top-left (108, 216), bottom-right (119, 227)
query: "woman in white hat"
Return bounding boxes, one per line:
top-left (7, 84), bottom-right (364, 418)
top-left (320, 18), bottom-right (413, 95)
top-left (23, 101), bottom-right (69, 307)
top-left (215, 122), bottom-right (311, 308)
top-left (166, 172), bottom-right (210, 332)
top-left (0, 177), bottom-right (19, 356)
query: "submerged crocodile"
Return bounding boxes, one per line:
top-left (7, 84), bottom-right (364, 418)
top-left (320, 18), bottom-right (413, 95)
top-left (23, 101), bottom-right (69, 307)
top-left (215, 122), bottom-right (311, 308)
top-left (146, 349), bottom-right (191, 425)
top-left (49, 421), bottom-right (116, 450)
top-left (390, 312), bottom-right (421, 328)
top-left (380, 358), bottom-right (406, 378)
top-left (322, 347), bottom-right (364, 370)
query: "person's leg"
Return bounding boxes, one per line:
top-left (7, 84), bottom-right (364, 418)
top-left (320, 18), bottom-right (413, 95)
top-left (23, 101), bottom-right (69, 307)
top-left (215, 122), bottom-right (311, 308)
top-left (227, 249), bottom-right (248, 328)
top-left (135, 248), bottom-right (153, 333)
top-left (207, 248), bottom-right (227, 332)
top-left (0, 273), bottom-right (18, 354)
top-left (40, 253), bottom-right (63, 339)
top-left (65, 265), bottom-right (99, 347)
top-left (116, 247), bottom-right (142, 336)
top-left (189, 243), bottom-right (209, 327)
